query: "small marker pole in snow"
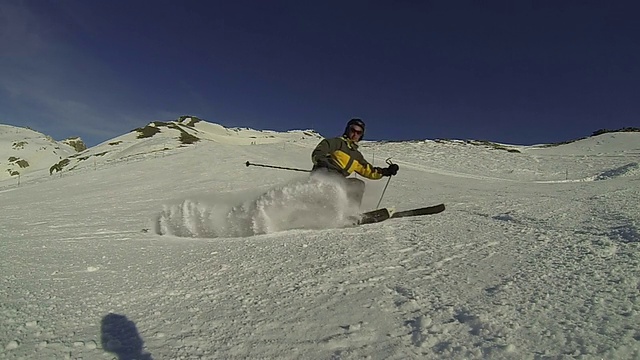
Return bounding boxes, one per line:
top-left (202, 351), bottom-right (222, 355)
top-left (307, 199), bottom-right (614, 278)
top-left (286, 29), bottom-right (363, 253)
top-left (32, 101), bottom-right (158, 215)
top-left (376, 158), bottom-right (394, 208)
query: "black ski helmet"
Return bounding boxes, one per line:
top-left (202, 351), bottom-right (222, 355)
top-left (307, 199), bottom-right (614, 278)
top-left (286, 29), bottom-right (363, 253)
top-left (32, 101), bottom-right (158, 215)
top-left (344, 118), bottom-right (365, 139)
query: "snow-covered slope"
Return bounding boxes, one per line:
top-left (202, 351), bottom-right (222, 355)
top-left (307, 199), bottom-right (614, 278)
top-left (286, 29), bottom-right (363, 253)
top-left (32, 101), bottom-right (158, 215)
top-left (38, 117), bottom-right (322, 178)
top-left (358, 132), bottom-right (640, 183)
top-left (530, 131), bottom-right (640, 155)
top-left (0, 125), bottom-right (81, 182)
top-left (0, 125), bottom-right (638, 359)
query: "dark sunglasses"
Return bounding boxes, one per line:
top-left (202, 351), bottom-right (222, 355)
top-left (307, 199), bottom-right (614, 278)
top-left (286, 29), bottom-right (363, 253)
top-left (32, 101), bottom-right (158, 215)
top-left (349, 126), bottom-right (363, 135)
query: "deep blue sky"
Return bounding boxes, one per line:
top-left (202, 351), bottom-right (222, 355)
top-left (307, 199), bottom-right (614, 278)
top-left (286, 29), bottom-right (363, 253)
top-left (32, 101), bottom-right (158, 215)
top-left (1, 1), bottom-right (639, 146)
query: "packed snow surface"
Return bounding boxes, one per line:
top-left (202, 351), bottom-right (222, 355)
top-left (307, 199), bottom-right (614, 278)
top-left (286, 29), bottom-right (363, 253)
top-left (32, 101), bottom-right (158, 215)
top-left (1, 127), bottom-right (639, 359)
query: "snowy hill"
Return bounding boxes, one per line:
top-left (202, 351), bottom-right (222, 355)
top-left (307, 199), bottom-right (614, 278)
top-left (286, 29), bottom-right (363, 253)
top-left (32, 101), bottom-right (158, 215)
top-left (41, 116), bottom-right (323, 177)
top-left (530, 131), bottom-right (640, 155)
top-left (0, 125), bottom-right (85, 182)
top-left (0, 122), bottom-right (639, 359)
top-left (0, 117), bottom-right (322, 184)
top-left (358, 131), bottom-right (640, 183)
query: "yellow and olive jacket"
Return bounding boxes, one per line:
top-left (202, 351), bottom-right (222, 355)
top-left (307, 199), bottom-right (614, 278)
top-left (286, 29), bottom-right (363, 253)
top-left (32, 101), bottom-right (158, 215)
top-left (311, 136), bottom-right (384, 180)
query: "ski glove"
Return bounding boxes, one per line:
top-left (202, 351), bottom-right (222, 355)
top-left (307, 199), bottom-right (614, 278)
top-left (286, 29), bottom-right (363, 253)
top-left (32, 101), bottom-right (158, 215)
top-left (380, 164), bottom-right (399, 177)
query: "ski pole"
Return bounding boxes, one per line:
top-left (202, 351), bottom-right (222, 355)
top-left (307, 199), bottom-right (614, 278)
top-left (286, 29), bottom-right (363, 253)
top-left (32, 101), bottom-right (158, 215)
top-left (245, 161), bottom-right (311, 173)
top-left (376, 158), bottom-right (394, 208)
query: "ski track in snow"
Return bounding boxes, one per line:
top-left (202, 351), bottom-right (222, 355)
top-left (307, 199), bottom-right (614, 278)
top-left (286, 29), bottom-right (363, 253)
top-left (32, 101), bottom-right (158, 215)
top-left (1, 133), bottom-right (639, 359)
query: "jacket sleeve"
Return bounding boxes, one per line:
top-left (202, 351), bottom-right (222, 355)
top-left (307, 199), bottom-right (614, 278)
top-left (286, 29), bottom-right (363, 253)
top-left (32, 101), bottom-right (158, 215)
top-left (351, 153), bottom-right (384, 180)
top-left (311, 139), bottom-right (331, 165)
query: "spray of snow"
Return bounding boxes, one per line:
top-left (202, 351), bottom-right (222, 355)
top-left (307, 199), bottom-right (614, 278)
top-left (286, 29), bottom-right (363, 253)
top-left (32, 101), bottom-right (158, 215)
top-left (154, 173), bottom-right (360, 237)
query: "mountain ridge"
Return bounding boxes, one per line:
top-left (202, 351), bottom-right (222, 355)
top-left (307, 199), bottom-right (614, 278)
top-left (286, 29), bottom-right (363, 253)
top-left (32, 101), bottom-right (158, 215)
top-left (1, 117), bottom-right (638, 184)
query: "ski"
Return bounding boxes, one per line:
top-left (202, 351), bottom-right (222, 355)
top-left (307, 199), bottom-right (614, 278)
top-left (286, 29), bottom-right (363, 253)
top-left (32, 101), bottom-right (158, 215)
top-left (355, 203), bottom-right (445, 225)
top-left (357, 207), bottom-right (395, 225)
top-left (391, 203), bottom-right (445, 218)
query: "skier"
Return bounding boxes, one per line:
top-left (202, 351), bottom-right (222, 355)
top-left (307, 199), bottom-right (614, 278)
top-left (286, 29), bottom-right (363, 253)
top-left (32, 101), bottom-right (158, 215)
top-left (311, 118), bottom-right (399, 207)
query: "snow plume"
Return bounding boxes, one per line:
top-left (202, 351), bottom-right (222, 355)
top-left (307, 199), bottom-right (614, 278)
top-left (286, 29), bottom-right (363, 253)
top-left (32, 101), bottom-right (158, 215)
top-left (155, 173), bottom-right (360, 237)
